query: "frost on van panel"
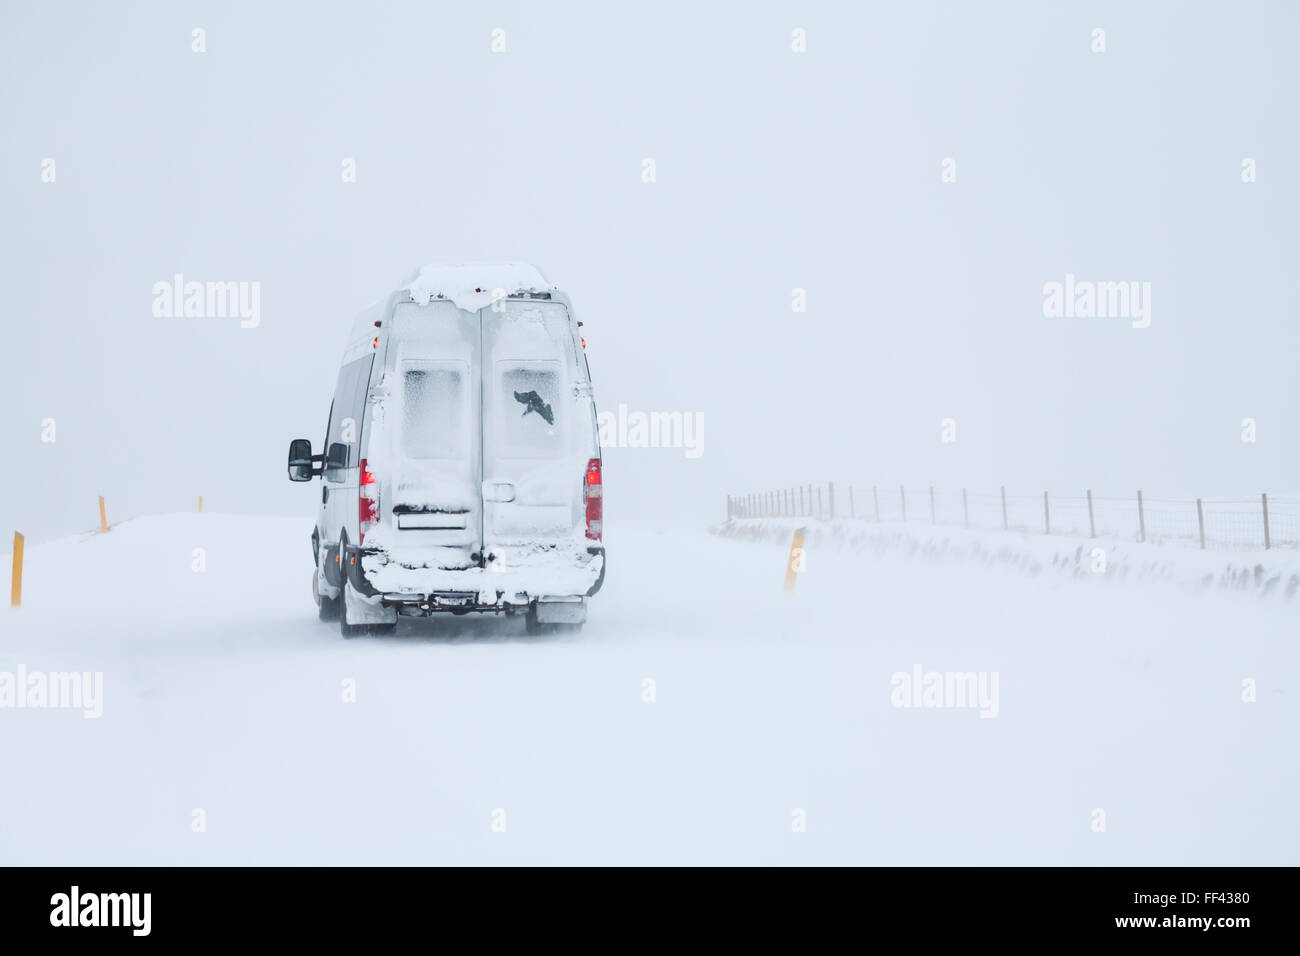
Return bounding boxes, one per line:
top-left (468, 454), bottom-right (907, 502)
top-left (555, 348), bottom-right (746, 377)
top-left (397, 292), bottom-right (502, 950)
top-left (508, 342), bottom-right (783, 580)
top-left (402, 262), bottom-right (555, 312)
top-left (403, 367), bottom-right (466, 459)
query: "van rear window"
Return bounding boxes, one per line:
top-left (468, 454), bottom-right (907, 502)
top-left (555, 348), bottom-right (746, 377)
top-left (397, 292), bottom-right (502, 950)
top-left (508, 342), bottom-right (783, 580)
top-left (402, 364), bottom-right (467, 459)
top-left (499, 363), bottom-right (563, 458)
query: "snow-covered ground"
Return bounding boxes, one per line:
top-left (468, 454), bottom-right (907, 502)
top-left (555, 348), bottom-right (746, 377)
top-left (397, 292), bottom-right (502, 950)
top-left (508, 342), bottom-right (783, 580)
top-left (1, 513), bottom-right (1295, 864)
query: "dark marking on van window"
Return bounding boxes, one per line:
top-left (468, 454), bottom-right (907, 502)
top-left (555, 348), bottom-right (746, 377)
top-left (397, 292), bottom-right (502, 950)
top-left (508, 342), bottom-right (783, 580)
top-left (513, 390), bottom-right (554, 425)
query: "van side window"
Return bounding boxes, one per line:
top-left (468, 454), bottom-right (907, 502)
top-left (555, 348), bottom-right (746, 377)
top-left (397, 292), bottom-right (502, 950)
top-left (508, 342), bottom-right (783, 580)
top-left (324, 355), bottom-right (374, 480)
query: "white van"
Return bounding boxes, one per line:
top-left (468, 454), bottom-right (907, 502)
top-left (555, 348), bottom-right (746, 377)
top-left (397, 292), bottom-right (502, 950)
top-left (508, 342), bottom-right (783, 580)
top-left (288, 263), bottom-right (604, 636)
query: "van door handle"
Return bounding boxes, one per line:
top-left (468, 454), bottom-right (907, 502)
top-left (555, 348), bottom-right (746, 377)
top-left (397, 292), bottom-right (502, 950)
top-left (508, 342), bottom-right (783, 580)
top-left (482, 481), bottom-right (516, 503)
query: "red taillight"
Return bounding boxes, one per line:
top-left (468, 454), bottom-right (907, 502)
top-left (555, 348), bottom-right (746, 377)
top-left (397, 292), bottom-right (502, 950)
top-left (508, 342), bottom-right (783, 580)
top-left (584, 458), bottom-right (602, 540)
top-left (359, 458), bottom-right (378, 544)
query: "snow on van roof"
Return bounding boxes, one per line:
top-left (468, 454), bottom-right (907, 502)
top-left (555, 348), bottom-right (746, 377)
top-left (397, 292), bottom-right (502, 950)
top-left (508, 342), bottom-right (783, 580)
top-left (401, 262), bottom-right (556, 312)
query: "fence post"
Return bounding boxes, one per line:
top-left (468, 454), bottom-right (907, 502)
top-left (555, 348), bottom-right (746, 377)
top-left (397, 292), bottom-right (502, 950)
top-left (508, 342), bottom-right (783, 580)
top-left (900, 486), bottom-right (907, 522)
top-left (1196, 498), bottom-right (1205, 549)
top-left (198, 495), bottom-right (203, 513)
top-left (1087, 490), bottom-right (1095, 538)
top-left (962, 488), bottom-right (968, 528)
top-left (1262, 493), bottom-right (1271, 550)
top-left (1000, 486), bottom-right (1007, 531)
top-left (1137, 490), bottom-right (1145, 543)
top-left (929, 486), bottom-right (936, 525)
top-left (873, 486), bottom-right (880, 522)
top-left (816, 487), bottom-right (823, 519)
top-left (10, 531), bottom-right (22, 609)
top-left (1043, 491), bottom-right (1050, 535)
top-left (849, 486), bottom-right (855, 519)
top-left (98, 496), bottom-right (108, 534)
top-left (828, 482), bottom-right (835, 520)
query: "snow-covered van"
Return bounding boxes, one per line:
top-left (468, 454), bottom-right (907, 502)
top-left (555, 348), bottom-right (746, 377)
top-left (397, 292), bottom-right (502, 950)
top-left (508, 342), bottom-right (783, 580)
top-left (287, 263), bottom-right (604, 636)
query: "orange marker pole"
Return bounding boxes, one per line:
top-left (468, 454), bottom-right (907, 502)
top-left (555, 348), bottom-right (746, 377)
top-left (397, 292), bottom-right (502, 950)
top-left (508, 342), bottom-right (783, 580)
top-left (10, 532), bottom-right (23, 608)
top-left (98, 496), bottom-right (108, 533)
top-left (784, 526), bottom-right (807, 594)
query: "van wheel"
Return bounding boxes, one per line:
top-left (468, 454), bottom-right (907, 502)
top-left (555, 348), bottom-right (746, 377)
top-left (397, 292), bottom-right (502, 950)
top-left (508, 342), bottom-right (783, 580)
top-left (316, 568), bottom-right (342, 621)
top-left (340, 581), bottom-right (396, 638)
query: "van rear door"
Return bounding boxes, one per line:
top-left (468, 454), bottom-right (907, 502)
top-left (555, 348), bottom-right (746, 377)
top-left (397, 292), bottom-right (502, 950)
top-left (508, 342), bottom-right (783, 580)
top-left (480, 299), bottom-right (590, 554)
top-left (379, 300), bottom-right (482, 568)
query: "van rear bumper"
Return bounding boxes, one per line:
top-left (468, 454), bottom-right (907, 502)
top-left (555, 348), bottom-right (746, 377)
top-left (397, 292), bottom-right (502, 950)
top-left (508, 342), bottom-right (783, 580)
top-left (349, 544), bottom-right (604, 608)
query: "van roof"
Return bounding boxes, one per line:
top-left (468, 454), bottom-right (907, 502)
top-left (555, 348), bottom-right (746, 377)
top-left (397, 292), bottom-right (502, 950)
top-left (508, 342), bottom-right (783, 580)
top-left (400, 262), bottom-right (557, 312)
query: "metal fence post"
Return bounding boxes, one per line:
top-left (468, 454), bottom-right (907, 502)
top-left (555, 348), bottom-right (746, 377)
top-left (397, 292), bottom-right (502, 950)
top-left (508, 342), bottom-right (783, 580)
top-left (1137, 490), bottom-right (1145, 543)
top-left (1000, 486), bottom-right (1007, 531)
top-left (849, 486), bottom-right (855, 519)
top-left (929, 486), bottom-right (936, 525)
top-left (873, 486), bottom-right (880, 521)
top-left (1043, 491), bottom-right (1050, 535)
top-left (1262, 493), bottom-right (1271, 550)
top-left (828, 482), bottom-right (835, 520)
top-left (900, 486), bottom-right (907, 522)
top-left (962, 488), bottom-right (969, 528)
top-left (1196, 498), bottom-right (1205, 549)
top-left (1087, 490), bottom-right (1095, 538)
top-left (816, 486), bottom-right (823, 519)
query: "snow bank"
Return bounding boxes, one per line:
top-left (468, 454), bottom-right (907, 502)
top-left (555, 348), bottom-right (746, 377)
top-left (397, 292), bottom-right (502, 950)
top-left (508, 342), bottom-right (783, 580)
top-left (712, 517), bottom-right (1300, 600)
top-left (401, 262), bottom-right (555, 312)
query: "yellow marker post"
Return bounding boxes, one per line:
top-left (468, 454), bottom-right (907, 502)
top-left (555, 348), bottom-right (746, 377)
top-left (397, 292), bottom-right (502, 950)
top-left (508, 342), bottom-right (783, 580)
top-left (784, 526), bottom-right (808, 594)
top-left (10, 532), bottom-right (23, 608)
top-left (198, 496), bottom-right (204, 513)
top-left (98, 496), bottom-right (108, 533)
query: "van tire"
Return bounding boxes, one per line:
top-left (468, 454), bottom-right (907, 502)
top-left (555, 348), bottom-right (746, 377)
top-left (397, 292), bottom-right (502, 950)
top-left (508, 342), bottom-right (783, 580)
top-left (340, 580), bottom-right (396, 638)
top-left (316, 568), bottom-right (342, 621)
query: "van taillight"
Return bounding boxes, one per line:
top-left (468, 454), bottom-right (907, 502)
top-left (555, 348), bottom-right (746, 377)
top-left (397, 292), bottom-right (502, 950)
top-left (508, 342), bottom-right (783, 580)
top-left (584, 458), bottom-right (602, 541)
top-left (359, 458), bottom-right (378, 544)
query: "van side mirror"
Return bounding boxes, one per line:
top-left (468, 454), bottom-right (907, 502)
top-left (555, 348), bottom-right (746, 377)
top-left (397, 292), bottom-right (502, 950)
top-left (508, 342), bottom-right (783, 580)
top-left (287, 439), bottom-right (317, 481)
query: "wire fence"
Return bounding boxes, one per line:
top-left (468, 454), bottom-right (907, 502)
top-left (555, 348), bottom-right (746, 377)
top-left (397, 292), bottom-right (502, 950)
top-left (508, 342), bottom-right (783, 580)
top-left (726, 484), bottom-right (1300, 552)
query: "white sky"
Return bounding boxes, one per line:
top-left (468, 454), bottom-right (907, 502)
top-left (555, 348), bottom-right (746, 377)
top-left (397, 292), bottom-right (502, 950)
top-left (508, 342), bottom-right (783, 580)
top-left (1, 1), bottom-right (1297, 543)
